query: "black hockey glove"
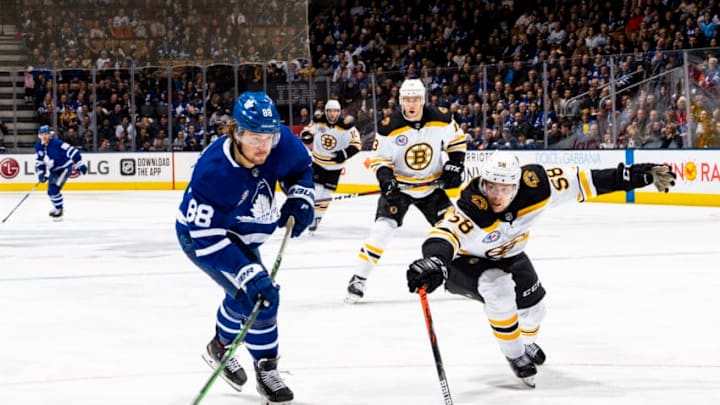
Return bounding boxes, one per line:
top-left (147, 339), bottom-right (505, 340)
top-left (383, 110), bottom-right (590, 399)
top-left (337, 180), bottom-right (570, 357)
top-left (300, 130), bottom-right (313, 145)
top-left (619, 163), bottom-right (677, 193)
top-left (332, 149), bottom-right (348, 163)
top-left (377, 167), bottom-right (400, 197)
top-left (407, 257), bottom-right (448, 294)
top-left (440, 160), bottom-right (464, 189)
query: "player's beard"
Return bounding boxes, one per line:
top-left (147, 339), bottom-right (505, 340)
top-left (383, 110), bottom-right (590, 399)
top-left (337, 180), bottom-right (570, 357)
top-left (233, 139), bottom-right (270, 167)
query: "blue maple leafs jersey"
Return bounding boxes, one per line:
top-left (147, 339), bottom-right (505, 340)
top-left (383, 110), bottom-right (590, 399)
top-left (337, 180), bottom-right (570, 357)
top-left (176, 125), bottom-right (313, 274)
top-left (34, 137), bottom-right (83, 174)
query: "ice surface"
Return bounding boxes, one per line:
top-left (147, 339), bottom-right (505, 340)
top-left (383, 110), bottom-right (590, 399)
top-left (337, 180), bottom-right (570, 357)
top-left (1, 191), bottom-right (718, 404)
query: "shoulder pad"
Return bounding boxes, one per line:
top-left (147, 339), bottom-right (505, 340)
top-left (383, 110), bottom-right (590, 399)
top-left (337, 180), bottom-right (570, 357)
top-left (456, 177), bottom-right (498, 228)
top-left (424, 105), bottom-right (453, 124)
top-left (377, 111), bottom-right (407, 136)
top-left (510, 164), bottom-right (551, 208)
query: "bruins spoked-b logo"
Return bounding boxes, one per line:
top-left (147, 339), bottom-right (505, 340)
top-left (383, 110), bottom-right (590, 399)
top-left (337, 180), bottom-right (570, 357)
top-left (321, 134), bottom-right (337, 150)
top-left (404, 142), bottom-right (433, 170)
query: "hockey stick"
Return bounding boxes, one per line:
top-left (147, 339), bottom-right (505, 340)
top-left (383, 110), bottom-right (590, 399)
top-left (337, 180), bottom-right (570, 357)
top-left (1, 182), bottom-right (40, 223)
top-left (316, 179), bottom-right (442, 203)
top-left (192, 216), bottom-right (295, 405)
top-left (418, 286), bottom-right (454, 405)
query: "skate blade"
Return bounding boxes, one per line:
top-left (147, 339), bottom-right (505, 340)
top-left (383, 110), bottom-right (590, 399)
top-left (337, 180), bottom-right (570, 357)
top-left (260, 398), bottom-right (292, 405)
top-left (201, 351), bottom-right (245, 392)
top-left (521, 376), bottom-right (536, 388)
top-left (51, 216), bottom-right (63, 222)
top-left (344, 293), bottom-right (362, 304)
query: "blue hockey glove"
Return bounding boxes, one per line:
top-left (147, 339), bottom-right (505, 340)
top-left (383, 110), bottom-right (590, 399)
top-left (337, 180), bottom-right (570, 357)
top-left (279, 185), bottom-right (314, 237)
top-left (407, 257), bottom-right (447, 294)
top-left (38, 172), bottom-right (47, 183)
top-left (440, 160), bottom-right (464, 189)
top-left (76, 162), bottom-right (88, 175)
top-left (236, 263), bottom-right (279, 310)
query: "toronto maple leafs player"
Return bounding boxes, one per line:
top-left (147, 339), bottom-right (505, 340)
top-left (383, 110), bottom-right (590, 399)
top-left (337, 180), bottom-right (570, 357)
top-left (176, 92), bottom-right (314, 404)
top-left (405, 152), bottom-right (676, 387)
top-left (34, 125), bottom-right (88, 220)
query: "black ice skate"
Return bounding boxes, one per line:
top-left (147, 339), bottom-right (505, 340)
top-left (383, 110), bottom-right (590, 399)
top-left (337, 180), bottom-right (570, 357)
top-left (49, 208), bottom-right (63, 221)
top-left (255, 357), bottom-right (294, 404)
top-left (506, 353), bottom-right (537, 388)
top-left (344, 275), bottom-right (366, 304)
top-left (308, 217), bottom-right (321, 233)
top-left (201, 337), bottom-right (248, 391)
top-left (525, 342), bottom-right (546, 365)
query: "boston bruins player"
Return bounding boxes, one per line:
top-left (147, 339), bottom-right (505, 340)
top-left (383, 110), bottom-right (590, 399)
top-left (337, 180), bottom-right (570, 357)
top-left (345, 79), bottom-right (467, 303)
top-left (405, 152), bottom-right (676, 387)
top-left (301, 100), bottom-right (361, 232)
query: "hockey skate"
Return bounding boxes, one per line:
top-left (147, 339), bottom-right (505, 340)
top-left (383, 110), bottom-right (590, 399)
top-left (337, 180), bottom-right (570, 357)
top-left (308, 217), bottom-right (321, 233)
top-left (48, 208), bottom-right (63, 221)
top-left (525, 342), bottom-right (546, 365)
top-left (255, 357), bottom-right (293, 404)
top-left (344, 275), bottom-right (366, 304)
top-left (506, 354), bottom-right (537, 388)
top-left (201, 337), bottom-right (248, 391)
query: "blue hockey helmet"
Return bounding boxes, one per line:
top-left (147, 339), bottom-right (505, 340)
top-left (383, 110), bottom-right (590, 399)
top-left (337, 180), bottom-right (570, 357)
top-left (37, 125), bottom-right (51, 137)
top-left (233, 92), bottom-right (281, 146)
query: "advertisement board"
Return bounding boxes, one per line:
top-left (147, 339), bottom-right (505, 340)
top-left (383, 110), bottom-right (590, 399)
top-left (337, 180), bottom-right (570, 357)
top-left (1, 149), bottom-right (718, 206)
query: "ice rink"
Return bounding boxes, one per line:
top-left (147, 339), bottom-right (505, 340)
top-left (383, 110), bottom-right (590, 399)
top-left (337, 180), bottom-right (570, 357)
top-left (1, 190), bottom-right (719, 405)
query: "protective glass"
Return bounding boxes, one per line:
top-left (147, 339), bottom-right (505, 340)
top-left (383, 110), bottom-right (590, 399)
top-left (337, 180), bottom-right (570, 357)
top-left (237, 130), bottom-right (275, 147)
top-left (482, 180), bottom-right (517, 197)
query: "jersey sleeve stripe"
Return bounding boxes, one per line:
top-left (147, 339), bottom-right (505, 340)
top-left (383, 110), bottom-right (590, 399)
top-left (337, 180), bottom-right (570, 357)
top-left (388, 125), bottom-right (413, 137)
top-left (196, 238), bottom-right (232, 257)
top-left (189, 228), bottom-right (228, 238)
top-left (517, 197), bottom-right (550, 217)
top-left (427, 229), bottom-right (459, 252)
top-left (577, 169), bottom-right (596, 201)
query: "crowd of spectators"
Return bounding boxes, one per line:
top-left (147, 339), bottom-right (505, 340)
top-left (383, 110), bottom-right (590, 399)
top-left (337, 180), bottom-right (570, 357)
top-left (15, 0), bottom-right (720, 152)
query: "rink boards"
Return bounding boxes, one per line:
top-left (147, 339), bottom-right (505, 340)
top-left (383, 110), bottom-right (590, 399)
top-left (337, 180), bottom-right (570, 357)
top-left (0, 149), bottom-right (718, 206)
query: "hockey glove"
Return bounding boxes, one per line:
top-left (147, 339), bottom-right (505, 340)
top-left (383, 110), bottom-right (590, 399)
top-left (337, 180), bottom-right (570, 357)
top-left (440, 160), bottom-right (464, 189)
top-left (235, 263), bottom-right (279, 310)
top-left (38, 172), bottom-right (47, 183)
top-left (279, 185), bottom-right (315, 237)
top-left (300, 130), bottom-right (313, 145)
top-left (377, 167), bottom-right (400, 197)
top-left (407, 256), bottom-right (448, 294)
top-left (619, 163), bottom-right (676, 193)
top-left (76, 162), bottom-right (88, 175)
top-left (332, 149), bottom-right (348, 163)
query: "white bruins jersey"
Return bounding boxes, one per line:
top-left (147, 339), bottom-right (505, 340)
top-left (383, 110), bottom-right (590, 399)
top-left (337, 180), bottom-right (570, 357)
top-left (303, 114), bottom-right (361, 171)
top-left (429, 164), bottom-right (600, 260)
top-left (369, 106), bottom-right (466, 198)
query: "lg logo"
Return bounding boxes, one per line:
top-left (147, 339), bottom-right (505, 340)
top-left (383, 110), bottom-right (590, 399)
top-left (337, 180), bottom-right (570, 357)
top-left (0, 158), bottom-right (20, 179)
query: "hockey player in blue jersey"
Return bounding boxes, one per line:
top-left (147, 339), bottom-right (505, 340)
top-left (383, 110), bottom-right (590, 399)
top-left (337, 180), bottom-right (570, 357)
top-left (34, 125), bottom-right (88, 220)
top-left (176, 92), bottom-right (314, 404)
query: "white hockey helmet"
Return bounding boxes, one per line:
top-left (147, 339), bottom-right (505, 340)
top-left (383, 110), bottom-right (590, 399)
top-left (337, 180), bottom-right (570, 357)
top-left (399, 79), bottom-right (426, 101)
top-left (325, 99), bottom-right (341, 124)
top-left (480, 152), bottom-right (521, 187)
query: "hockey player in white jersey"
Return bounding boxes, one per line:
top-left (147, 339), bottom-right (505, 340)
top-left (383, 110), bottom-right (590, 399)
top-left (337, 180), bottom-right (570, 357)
top-left (345, 79), bottom-right (467, 303)
top-left (405, 152), bottom-right (677, 387)
top-left (300, 99), bottom-right (361, 232)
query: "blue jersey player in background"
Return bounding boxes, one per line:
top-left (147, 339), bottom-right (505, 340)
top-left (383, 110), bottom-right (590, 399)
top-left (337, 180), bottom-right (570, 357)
top-left (34, 125), bottom-right (88, 220)
top-left (176, 92), bottom-right (314, 404)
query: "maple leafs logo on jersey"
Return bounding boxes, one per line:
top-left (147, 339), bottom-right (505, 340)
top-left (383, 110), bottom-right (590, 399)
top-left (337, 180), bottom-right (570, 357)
top-left (235, 179), bottom-right (280, 224)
